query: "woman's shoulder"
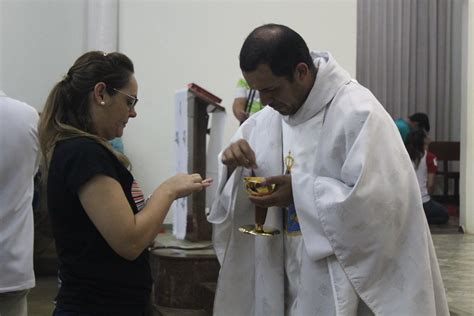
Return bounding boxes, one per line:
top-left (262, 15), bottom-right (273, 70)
top-left (54, 137), bottom-right (112, 161)
top-left (57, 136), bottom-right (104, 151)
top-left (51, 136), bottom-right (125, 177)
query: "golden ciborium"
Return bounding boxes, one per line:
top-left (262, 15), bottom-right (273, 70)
top-left (238, 176), bottom-right (280, 237)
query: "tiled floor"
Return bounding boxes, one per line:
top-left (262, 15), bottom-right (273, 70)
top-left (28, 231), bottom-right (474, 316)
top-left (432, 233), bottom-right (474, 316)
top-left (28, 276), bottom-right (56, 316)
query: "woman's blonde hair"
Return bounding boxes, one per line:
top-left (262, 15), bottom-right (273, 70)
top-left (38, 51), bottom-right (134, 175)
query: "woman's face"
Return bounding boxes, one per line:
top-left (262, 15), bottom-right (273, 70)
top-left (97, 75), bottom-right (138, 140)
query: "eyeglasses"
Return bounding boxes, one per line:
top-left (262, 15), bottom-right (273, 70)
top-left (112, 88), bottom-right (138, 109)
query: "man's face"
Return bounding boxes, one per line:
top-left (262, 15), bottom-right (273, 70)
top-left (243, 64), bottom-right (308, 116)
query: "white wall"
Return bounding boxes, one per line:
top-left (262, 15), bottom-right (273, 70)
top-left (119, 0), bottom-right (357, 221)
top-left (0, 0), bottom-right (87, 110)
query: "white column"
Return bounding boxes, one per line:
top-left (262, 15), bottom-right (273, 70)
top-left (85, 0), bottom-right (118, 51)
top-left (460, 0), bottom-right (474, 233)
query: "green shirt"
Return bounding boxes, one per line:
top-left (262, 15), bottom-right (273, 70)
top-left (236, 78), bottom-right (264, 114)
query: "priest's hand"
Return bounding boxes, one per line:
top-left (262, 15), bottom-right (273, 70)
top-left (248, 175), bottom-right (293, 208)
top-left (221, 139), bottom-right (258, 169)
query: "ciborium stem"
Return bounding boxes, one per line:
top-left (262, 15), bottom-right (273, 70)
top-left (255, 206), bottom-right (267, 233)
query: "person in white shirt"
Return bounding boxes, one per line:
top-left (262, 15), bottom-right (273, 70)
top-left (208, 24), bottom-right (449, 315)
top-left (406, 128), bottom-right (449, 224)
top-left (0, 90), bottom-right (40, 316)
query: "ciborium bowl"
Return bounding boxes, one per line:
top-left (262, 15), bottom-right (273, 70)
top-left (243, 176), bottom-right (275, 196)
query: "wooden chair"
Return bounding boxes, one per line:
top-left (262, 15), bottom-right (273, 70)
top-left (428, 141), bottom-right (460, 204)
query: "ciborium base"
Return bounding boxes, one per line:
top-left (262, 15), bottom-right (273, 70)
top-left (238, 224), bottom-right (280, 237)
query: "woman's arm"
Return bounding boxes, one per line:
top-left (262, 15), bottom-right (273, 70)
top-left (79, 173), bottom-right (208, 260)
top-left (232, 97), bottom-right (249, 123)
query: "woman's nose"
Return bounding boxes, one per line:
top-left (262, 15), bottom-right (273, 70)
top-left (129, 107), bottom-right (137, 118)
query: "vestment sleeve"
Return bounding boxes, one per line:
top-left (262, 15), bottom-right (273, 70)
top-left (293, 88), bottom-right (420, 270)
top-left (292, 88), bottom-right (433, 311)
top-left (207, 118), bottom-right (257, 263)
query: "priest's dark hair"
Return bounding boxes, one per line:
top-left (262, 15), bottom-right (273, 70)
top-left (239, 23), bottom-right (316, 81)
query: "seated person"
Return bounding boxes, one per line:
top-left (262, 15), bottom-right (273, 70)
top-left (395, 112), bottom-right (430, 143)
top-left (406, 128), bottom-right (449, 224)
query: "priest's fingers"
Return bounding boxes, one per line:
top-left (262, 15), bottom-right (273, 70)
top-left (249, 194), bottom-right (292, 208)
top-left (232, 139), bottom-right (257, 169)
top-left (248, 194), bottom-right (278, 208)
top-left (248, 180), bottom-right (293, 208)
top-left (262, 175), bottom-right (291, 185)
top-left (222, 139), bottom-right (257, 169)
top-left (221, 145), bottom-right (239, 167)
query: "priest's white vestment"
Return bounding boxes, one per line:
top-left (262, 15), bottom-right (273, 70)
top-left (208, 52), bottom-right (449, 316)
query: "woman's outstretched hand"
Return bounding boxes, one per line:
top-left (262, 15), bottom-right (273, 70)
top-left (159, 173), bottom-right (213, 200)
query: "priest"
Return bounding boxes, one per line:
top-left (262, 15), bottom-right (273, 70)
top-left (208, 24), bottom-right (449, 316)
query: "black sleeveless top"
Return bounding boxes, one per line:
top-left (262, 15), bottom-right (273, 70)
top-left (47, 137), bottom-right (151, 315)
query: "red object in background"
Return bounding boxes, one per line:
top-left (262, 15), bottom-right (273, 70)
top-left (187, 83), bottom-right (222, 104)
top-left (444, 204), bottom-right (459, 217)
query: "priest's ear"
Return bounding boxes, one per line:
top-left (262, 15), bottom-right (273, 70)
top-left (294, 63), bottom-right (310, 82)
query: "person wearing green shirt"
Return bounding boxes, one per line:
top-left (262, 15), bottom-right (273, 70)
top-left (232, 78), bottom-right (264, 123)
